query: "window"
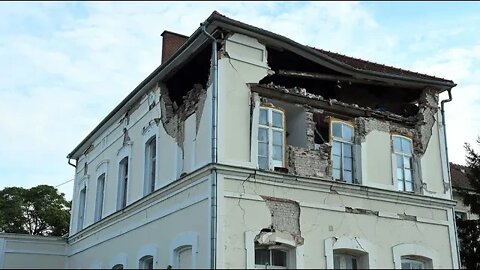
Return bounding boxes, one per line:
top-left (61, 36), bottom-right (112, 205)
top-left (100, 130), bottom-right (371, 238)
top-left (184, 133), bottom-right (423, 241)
top-left (455, 211), bottom-right (467, 221)
top-left (255, 247), bottom-right (288, 269)
top-left (334, 253), bottom-right (358, 269)
top-left (144, 137), bottom-right (156, 195)
top-left (139, 255), bottom-right (154, 269)
top-left (118, 157), bottom-right (129, 210)
top-left (112, 264), bottom-right (124, 269)
top-left (393, 136), bottom-right (413, 192)
top-left (258, 107), bottom-right (285, 170)
top-left (401, 257), bottom-right (426, 269)
top-left (77, 187), bottom-right (86, 231)
top-left (331, 121), bottom-right (354, 183)
top-left (175, 246), bottom-right (192, 269)
top-left (95, 173), bottom-right (106, 222)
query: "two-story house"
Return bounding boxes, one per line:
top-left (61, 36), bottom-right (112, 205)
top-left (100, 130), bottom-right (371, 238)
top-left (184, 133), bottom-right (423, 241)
top-left (0, 11), bottom-right (460, 269)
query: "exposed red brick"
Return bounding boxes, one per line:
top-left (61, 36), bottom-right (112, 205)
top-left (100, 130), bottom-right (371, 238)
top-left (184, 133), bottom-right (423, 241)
top-left (161, 30), bottom-right (189, 64)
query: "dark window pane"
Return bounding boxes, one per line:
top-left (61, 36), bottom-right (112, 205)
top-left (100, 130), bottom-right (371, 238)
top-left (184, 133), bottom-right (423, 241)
top-left (255, 249), bottom-right (269, 266)
top-left (272, 250), bottom-right (287, 267)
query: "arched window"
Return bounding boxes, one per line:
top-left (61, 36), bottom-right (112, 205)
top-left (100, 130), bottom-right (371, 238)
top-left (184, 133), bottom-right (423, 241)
top-left (325, 236), bottom-right (376, 269)
top-left (139, 255), bottom-right (154, 269)
top-left (174, 245), bottom-right (193, 269)
top-left (401, 256), bottom-right (429, 269)
top-left (112, 264), bottom-right (124, 269)
top-left (333, 249), bottom-right (367, 269)
top-left (331, 121), bottom-right (355, 183)
top-left (255, 245), bottom-right (291, 269)
top-left (258, 106), bottom-right (285, 170)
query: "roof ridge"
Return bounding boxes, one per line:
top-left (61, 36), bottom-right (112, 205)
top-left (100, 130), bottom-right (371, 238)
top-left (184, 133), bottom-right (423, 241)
top-left (311, 46), bottom-right (448, 81)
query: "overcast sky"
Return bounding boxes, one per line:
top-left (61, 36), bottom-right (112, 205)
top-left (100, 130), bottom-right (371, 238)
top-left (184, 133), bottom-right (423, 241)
top-left (1, 1), bottom-right (479, 200)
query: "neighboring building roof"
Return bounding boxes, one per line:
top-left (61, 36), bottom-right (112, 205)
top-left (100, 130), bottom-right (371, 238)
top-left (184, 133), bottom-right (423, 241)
top-left (313, 48), bottom-right (452, 83)
top-left (450, 163), bottom-right (475, 191)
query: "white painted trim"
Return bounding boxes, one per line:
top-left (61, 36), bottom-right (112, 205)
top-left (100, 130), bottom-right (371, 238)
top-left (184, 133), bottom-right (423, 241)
top-left (109, 252), bottom-right (128, 269)
top-left (142, 123), bottom-right (159, 196)
top-left (245, 230), bottom-right (304, 269)
top-left (95, 161), bottom-right (109, 222)
top-left (169, 231), bottom-right (198, 269)
top-left (324, 236), bottom-right (376, 269)
top-left (68, 195), bottom-right (208, 256)
top-left (392, 243), bottom-right (438, 269)
top-left (136, 244), bottom-right (158, 269)
top-left (250, 93), bottom-right (260, 166)
top-left (116, 142), bottom-right (132, 210)
top-left (4, 248), bottom-right (65, 256)
top-left (446, 209), bottom-right (460, 269)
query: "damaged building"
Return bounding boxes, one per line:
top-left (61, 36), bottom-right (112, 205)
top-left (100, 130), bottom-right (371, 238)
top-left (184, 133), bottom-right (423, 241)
top-left (0, 11), bottom-right (461, 269)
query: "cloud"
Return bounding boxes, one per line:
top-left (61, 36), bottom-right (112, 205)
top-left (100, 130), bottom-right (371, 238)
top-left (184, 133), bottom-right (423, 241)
top-left (0, 2), bottom-right (478, 200)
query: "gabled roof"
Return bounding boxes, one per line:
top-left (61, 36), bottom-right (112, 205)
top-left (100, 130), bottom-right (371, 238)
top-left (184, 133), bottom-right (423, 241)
top-left (67, 11), bottom-right (457, 160)
top-left (450, 163), bottom-right (475, 191)
top-left (313, 48), bottom-right (452, 83)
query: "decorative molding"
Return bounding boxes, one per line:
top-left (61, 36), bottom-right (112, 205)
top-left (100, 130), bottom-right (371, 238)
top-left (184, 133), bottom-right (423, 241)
top-left (169, 231), bottom-right (198, 269)
top-left (325, 236), bottom-right (376, 269)
top-left (392, 243), bottom-right (438, 269)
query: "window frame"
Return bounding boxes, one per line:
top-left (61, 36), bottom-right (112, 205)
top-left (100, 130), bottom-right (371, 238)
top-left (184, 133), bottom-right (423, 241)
top-left (401, 256), bottom-right (426, 269)
top-left (77, 185), bottom-right (87, 231)
top-left (94, 160), bottom-right (108, 222)
top-left (144, 136), bottom-right (157, 196)
top-left (117, 156), bottom-right (129, 210)
top-left (139, 255), bottom-right (154, 269)
top-left (333, 252), bottom-right (359, 269)
top-left (330, 119), bottom-right (355, 183)
top-left (392, 243), bottom-right (437, 269)
top-left (392, 135), bottom-right (414, 192)
top-left (169, 232), bottom-right (198, 269)
top-left (258, 105), bottom-right (286, 171)
top-left (254, 245), bottom-right (290, 269)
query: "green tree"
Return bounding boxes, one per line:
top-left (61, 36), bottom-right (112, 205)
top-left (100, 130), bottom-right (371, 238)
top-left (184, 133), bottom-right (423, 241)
top-left (0, 185), bottom-right (71, 236)
top-left (457, 137), bottom-right (480, 269)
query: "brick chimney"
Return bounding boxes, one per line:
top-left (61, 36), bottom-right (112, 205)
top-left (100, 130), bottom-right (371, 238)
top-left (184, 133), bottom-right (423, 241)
top-left (161, 30), bottom-right (189, 64)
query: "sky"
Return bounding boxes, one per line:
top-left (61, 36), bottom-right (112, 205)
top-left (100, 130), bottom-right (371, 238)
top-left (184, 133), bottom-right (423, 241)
top-left (1, 1), bottom-right (479, 200)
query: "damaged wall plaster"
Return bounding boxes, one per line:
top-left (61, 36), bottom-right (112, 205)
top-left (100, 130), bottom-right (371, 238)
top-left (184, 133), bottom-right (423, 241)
top-left (159, 83), bottom-right (207, 151)
top-left (287, 145), bottom-right (331, 179)
top-left (259, 196), bottom-right (304, 246)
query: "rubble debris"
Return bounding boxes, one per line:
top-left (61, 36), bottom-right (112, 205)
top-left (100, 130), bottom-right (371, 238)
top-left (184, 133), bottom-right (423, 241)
top-left (260, 195), bottom-right (304, 246)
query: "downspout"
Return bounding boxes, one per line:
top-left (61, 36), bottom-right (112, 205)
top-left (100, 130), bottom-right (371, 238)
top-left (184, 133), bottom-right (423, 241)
top-left (201, 23), bottom-right (218, 269)
top-left (440, 89), bottom-right (460, 267)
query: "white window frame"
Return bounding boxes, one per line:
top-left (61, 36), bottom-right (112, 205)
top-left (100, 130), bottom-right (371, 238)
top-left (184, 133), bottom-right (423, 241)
top-left (245, 230), bottom-right (304, 269)
top-left (333, 252), bottom-right (359, 269)
top-left (77, 184), bottom-right (87, 231)
top-left (116, 143), bottom-right (132, 211)
top-left (254, 245), bottom-right (291, 269)
top-left (169, 232), bottom-right (198, 269)
top-left (324, 236), bottom-right (376, 269)
top-left (258, 106), bottom-right (286, 170)
top-left (94, 160), bottom-right (108, 222)
top-left (401, 257), bottom-right (426, 269)
top-left (137, 244), bottom-right (158, 269)
top-left (330, 120), bottom-right (355, 183)
top-left (143, 124), bottom-right (159, 196)
top-left (392, 243), bottom-right (437, 269)
top-left (144, 136), bottom-right (157, 195)
top-left (392, 135), bottom-right (414, 192)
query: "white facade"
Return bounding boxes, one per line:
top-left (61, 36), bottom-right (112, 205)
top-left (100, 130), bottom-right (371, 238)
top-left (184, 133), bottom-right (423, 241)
top-left (0, 12), bottom-right (460, 269)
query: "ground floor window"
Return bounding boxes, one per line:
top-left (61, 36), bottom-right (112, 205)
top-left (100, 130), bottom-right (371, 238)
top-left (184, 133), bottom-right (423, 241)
top-left (139, 255), bottom-right (154, 269)
top-left (255, 246), bottom-right (292, 269)
top-left (401, 257), bottom-right (426, 269)
top-left (334, 252), bottom-right (358, 269)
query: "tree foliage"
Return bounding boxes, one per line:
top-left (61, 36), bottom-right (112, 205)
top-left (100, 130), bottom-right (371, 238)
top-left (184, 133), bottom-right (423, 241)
top-left (0, 185), bottom-right (71, 236)
top-left (457, 137), bottom-right (480, 269)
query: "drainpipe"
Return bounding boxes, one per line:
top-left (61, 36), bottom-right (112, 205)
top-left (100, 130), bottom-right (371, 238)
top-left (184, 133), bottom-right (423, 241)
top-left (440, 89), bottom-right (460, 267)
top-left (201, 23), bottom-right (218, 269)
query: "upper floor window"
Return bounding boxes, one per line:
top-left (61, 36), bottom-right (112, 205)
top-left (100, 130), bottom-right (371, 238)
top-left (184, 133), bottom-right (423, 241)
top-left (144, 137), bottom-right (156, 195)
top-left (139, 255), bottom-right (154, 269)
top-left (77, 186), bottom-right (86, 231)
top-left (331, 121), bottom-right (354, 183)
top-left (401, 256), bottom-right (426, 269)
top-left (94, 173), bottom-right (106, 222)
top-left (258, 106), bottom-right (285, 170)
top-left (255, 246), bottom-right (290, 269)
top-left (117, 157), bottom-right (129, 210)
top-left (393, 136), bottom-right (413, 192)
